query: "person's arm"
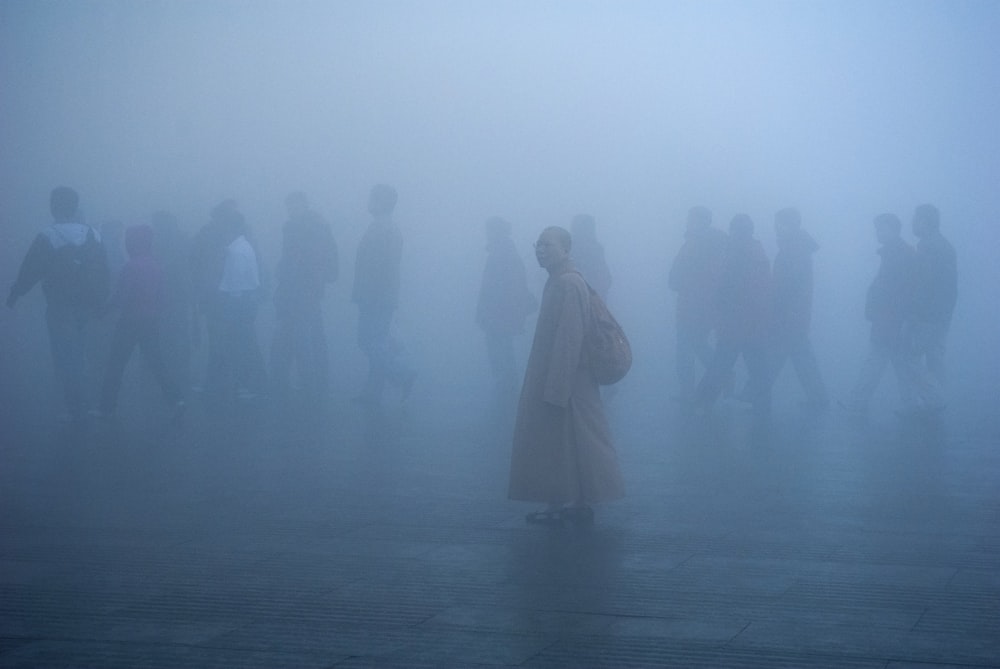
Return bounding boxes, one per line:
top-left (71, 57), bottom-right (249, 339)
top-left (7, 234), bottom-right (52, 308)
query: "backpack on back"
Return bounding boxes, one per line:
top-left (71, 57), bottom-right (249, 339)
top-left (46, 228), bottom-right (110, 311)
top-left (581, 280), bottom-right (632, 385)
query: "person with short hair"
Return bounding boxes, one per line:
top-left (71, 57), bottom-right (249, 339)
top-left (7, 187), bottom-right (110, 423)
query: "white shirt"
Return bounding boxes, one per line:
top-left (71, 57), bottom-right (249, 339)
top-left (218, 235), bottom-right (260, 294)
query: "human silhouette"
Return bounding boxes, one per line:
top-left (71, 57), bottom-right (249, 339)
top-left (769, 207), bottom-right (829, 408)
top-left (270, 191), bottom-right (339, 400)
top-left (668, 206), bottom-right (727, 401)
top-left (352, 184), bottom-right (415, 405)
top-left (151, 210), bottom-right (194, 394)
top-left (475, 216), bottom-right (536, 414)
top-left (840, 213), bottom-right (919, 416)
top-left (569, 214), bottom-right (611, 300)
top-left (95, 224), bottom-right (184, 420)
top-left (7, 187), bottom-right (110, 423)
top-left (693, 214), bottom-right (772, 415)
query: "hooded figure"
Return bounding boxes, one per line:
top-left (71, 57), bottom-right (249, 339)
top-left (96, 224), bottom-right (184, 419)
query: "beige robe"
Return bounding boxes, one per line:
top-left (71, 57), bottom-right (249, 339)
top-left (508, 263), bottom-right (625, 505)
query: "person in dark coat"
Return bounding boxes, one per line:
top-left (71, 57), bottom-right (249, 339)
top-left (96, 224), bottom-right (184, 419)
top-left (905, 203), bottom-right (956, 411)
top-left (7, 186), bottom-right (110, 423)
top-left (476, 216), bottom-right (536, 412)
top-left (352, 184), bottom-right (415, 405)
top-left (768, 208), bottom-right (829, 408)
top-left (693, 214), bottom-right (772, 415)
top-left (270, 191), bottom-right (339, 400)
top-left (669, 206), bottom-right (727, 401)
top-left (841, 213), bottom-right (919, 415)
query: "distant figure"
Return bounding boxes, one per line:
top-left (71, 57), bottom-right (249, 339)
top-left (840, 214), bottom-right (918, 416)
top-left (509, 226), bottom-right (624, 526)
top-left (95, 224), bottom-right (185, 420)
top-left (906, 204), bottom-right (956, 411)
top-left (475, 216), bottom-right (536, 412)
top-left (201, 202), bottom-right (267, 406)
top-left (101, 219), bottom-right (127, 284)
top-left (694, 214), bottom-right (772, 415)
top-left (769, 208), bottom-right (829, 408)
top-left (6, 187), bottom-right (110, 422)
top-left (668, 206), bottom-right (727, 401)
top-left (151, 210), bottom-right (194, 394)
top-left (270, 191), bottom-right (339, 400)
top-left (569, 214), bottom-right (612, 300)
top-left (352, 184), bottom-right (415, 405)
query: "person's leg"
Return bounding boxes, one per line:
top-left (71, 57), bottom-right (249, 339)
top-left (742, 337), bottom-right (773, 415)
top-left (137, 318), bottom-right (181, 405)
top-left (99, 318), bottom-right (139, 414)
top-left (46, 305), bottom-right (89, 419)
top-left (269, 314), bottom-right (295, 396)
top-left (305, 307), bottom-right (330, 396)
top-left (357, 307), bottom-right (391, 402)
top-left (845, 342), bottom-right (889, 412)
top-left (695, 336), bottom-right (739, 409)
top-left (789, 333), bottom-right (829, 406)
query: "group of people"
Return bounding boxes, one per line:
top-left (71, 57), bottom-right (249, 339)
top-left (6, 184), bottom-right (413, 425)
top-left (7, 186), bottom-right (957, 526)
top-left (668, 204), bottom-right (956, 420)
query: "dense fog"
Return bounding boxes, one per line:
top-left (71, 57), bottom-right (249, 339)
top-left (2, 0), bottom-right (999, 426)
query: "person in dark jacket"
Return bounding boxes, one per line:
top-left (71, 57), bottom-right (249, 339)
top-left (270, 191), bottom-right (339, 400)
top-left (476, 216), bottom-right (536, 411)
top-left (906, 203), bottom-right (956, 409)
top-left (768, 208), bottom-right (828, 408)
top-left (694, 214), bottom-right (772, 415)
top-left (352, 184), bottom-right (415, 405)
top-left (841, 213), bottom-right (919, 415)
top-left (7, 186), bottom-right (110, 423)
top-left (95, 224), bottom-right (184, 419)
top-left (669, 206), bottom-right (727, 401)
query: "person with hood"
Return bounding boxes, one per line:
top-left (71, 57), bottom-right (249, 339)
top-left (768, 208), bottom-right (829, 408)
top-left (95, 224), bottom-right (184, 419)
top-left (509, 226), bottom-right (624, 526)
top-left (475, 216), bottom-right (536, 413)
top-left (7, 186), bottom-right (110, 423)
top-left (840, 213), bottom-right (919, 416)
top-left (693, 214), bottom-right (772, 415)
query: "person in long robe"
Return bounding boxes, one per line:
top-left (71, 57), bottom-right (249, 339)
top-left (509, 226), bottom-right (624, 525)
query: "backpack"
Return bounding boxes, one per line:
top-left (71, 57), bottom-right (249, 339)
top-left (46, 228), bottom-right (110, 311)
top-left (581, 279), bottom-right (632, 385)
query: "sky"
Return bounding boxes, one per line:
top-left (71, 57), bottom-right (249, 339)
top-left (2, 0), bottom-right (998, 409)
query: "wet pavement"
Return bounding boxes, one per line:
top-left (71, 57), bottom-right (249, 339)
top-left (1, 379), bottom-right (999, 668)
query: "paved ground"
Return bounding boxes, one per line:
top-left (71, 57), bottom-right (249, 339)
top-left (2, 376), bottom-right (999, 668)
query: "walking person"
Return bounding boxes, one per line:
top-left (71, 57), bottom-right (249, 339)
top-left (6, 187), bottom-right (110, 424)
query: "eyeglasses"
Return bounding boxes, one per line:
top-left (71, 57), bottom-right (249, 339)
top-left (533, 241), bottom-right (557, 249)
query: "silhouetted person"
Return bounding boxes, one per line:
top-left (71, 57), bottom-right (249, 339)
top-left (475, 216), bottom-right (537, 412)
top-left (151, 210), bottom-right (194, 394)
top-left (509, 226), bottom-right (624, 526)
top-left (694, 214), bottom-right (772, 415)
top-left (7, 187), bottom-right (110, 423)
top-left (906, 203), bottom-right (956, 411)
top-left (352, 184), bottom-right (415, 405)
top-left (95, 224), bottom-right (184, 420)
top-left (841, 213), bottom-right (919, 415)
top-left (270, 191), bottom-right (339, 400)
top-left (668, 206), bottom-right (727, 401)
top-left (569, 214), bottom-right (612, 300)
top-left (201, 202), bottom-right (267, 406)
top-left (769, 207), bottom-right (829, 408)
top-left (101, 219), bottom-right (127, 284)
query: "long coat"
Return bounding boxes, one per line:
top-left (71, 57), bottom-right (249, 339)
top-left (508, 263), bottom-right (624, 505)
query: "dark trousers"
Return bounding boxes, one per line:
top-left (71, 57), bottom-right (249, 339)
top-left (357, 305), bottom-right (412, 400)
top-left (46, 304), bottom-right (90, 417)
top-left (100, 316), bottom-right (180, 413)
top-left (270, 304), bottom-right (329, 396)
top-left (697, 333), bottom-right (772, 413)
top-left (771, 331), bottom-right (828, 405)
top-left (206, 293), bottom-right (266, 402)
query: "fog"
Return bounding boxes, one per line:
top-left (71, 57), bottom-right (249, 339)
top-left (2, 0), bottom-right (999, 426)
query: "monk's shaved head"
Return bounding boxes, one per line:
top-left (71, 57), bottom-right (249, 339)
top-left (541, 226), bottom-right (571, 252)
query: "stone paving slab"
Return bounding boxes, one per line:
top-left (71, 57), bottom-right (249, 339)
top-left (1, 387), bottom-right (999, 668)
